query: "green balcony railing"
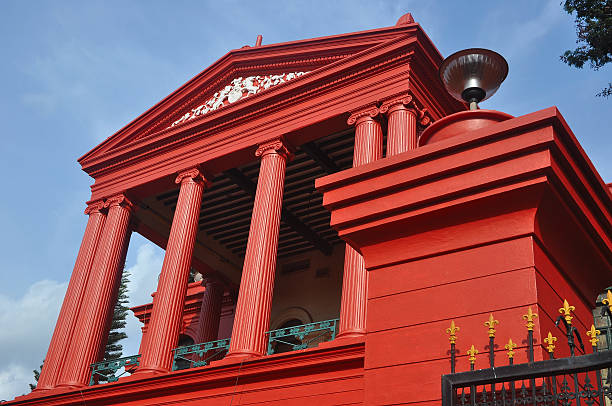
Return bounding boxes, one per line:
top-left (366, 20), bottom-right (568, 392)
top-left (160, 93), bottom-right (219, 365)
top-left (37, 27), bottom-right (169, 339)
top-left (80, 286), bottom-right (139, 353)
top-left (89, 354), bottom-right (140, 385)
top-left (171, 338), bottom-right (230, 371)
top-left (266, 318), bottom-right (339, 355)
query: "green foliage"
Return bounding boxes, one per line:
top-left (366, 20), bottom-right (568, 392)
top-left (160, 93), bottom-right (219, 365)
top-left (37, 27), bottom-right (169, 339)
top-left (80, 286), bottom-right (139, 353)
top-left (28, 363), bottom-right (43, 391)
top-left (560, 0), bottom-right (612, 97)
top-left (103, 271), bottom-right (130, 362)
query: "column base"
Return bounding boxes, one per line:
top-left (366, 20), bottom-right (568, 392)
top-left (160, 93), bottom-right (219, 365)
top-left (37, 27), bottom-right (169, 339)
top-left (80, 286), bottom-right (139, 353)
top-left (317, 335), bottom-right (365, 349)
top-left (336, 329), bottom-right (366, 339)
top-left (211, 350), bottom-right (262, 366)
top-left (56, 382), bottom-right (87, 390)
top-left (133, 366), bottom-right (169, 376)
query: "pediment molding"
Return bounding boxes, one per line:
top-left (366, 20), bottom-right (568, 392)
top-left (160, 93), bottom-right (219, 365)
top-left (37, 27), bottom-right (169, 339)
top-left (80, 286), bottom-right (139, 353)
top-left (79, 26), bottom-right (422, 168)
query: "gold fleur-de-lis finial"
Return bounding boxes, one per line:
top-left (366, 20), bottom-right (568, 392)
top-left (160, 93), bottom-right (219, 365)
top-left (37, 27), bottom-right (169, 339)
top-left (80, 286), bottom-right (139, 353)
top-left (602, 290), bottom-right (612, 312)
top-left (586, 325), bottom-right (601, 346)
top-left (558, 299), bottom-right (576, 325)
top-left (446, 320), bottom-right (460, 344)
top-left (484, 314), bottom-right (499, 338)
top-left (505, 338), bottom-right (518, 359)
top-left (544, 332), bottom-right (557, 353)
top-left (522, 307), bottom-right (538, 331)
top-left (467, 345), bottom-right (478, 364)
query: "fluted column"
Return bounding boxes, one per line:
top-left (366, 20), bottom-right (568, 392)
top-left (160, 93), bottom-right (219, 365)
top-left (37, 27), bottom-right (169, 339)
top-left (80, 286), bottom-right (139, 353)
top-left (227, 139), bottom-right (292, 358)
top-left (57, 194), bottom-right (134, 388)
top-left (36, 201), bottom-right (106, 391)
top-left (380, 95), bottom-right (418, 156)
top-left (338, 106), bottom-right (383, 338)
top-left (136, 168), bottom-right (208, 374)
top-left (196, 278), bottom-right (224, 343)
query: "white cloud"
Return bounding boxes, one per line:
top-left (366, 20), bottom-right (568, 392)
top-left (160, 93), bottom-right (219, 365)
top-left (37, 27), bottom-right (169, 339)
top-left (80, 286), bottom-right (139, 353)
top-left (0, 242), bottom-right (162, 401)
top-left (0, 280), bottom-right (67, 401)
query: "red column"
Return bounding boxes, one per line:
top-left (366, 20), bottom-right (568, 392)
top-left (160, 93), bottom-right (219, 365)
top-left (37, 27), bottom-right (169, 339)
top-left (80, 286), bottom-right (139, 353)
top-left (196, 278), bottom-right (224, 343)
top-left (57, 194), bottom-right (134, 388)
top-left (338, 106), bottom-right (382, 338)
top-left (380, 95), bottom-right (418, 156)
top-left (35, 201), bottom-right (106, 391)
top-left (136, 168), bottom-right (208, 374)
top-left (226, 139), bottom-right (292, 358)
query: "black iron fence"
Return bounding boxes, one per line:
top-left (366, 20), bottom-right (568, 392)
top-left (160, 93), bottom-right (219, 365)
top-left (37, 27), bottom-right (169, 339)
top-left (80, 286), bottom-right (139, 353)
top-left (442, 297), bottom-right (612, 406)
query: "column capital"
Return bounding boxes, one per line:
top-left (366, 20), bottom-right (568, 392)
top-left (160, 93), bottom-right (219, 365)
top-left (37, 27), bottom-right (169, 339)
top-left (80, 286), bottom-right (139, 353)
top-left (84, 200), bottom-right (105, 215)
top-left (347, 105), bottom-right (380, 126)
top-left (104, 194), bottom-right (135, 211)
top-left (379, 94), bottom-right (416, 114)
top-left (255, 138), bottom-right (293, 160)
top-left (379, 93), bottom-right (432, 127)
top-left (175, 167), bottom-right (211, 187)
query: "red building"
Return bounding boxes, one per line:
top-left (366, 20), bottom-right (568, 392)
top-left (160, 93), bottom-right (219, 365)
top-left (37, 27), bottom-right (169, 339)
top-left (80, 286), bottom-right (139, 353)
top-left (7, 12), bottom-right (612, 405)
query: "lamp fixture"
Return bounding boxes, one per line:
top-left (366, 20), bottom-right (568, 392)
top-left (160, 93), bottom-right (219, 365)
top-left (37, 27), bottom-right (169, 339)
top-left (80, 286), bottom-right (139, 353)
top-left (439, 48), bottom-right (508, 110)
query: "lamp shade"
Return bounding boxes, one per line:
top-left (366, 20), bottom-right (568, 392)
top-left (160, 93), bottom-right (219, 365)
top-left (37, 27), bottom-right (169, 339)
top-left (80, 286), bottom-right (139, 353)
top-left (439, 48), bottom-right (508, 104)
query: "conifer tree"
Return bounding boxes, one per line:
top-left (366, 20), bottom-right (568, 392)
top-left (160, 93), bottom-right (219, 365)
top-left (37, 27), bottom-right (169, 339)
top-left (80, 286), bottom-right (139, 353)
top-left (103, 271), bottom-right (131, 362)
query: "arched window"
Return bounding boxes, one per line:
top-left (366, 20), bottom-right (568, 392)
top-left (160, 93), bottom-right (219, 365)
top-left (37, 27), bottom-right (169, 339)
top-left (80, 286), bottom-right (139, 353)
top-left (174, 334), bottom-right (195, 370)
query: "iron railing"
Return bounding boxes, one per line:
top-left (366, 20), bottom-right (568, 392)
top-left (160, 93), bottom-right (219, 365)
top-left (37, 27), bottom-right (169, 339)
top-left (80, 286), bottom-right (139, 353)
top-left (266, 318), bottom-right (338, 355)
top-left (171, 338), bottom-right (230, 371)
top-left (89, 354), bottom-right (140, 385)
top-left (441, 298), bottom-right (612, 406)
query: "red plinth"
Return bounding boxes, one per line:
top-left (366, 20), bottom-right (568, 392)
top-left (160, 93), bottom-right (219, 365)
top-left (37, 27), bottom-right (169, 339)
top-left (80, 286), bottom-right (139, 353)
top-left (317, 107), bottom-right (612, 405)
top-left (227, 139), bottom-right (291, 358)
top-left (137, 168), bottom-right (207, 374)
top-left (57, 195), bottom-right (134, 388)
top-left (36, 202), bottom-right (106, 390)
top-left (196, 278), bottom-right (224, 343)
top-left (338, 108), bottom-right (383, 338)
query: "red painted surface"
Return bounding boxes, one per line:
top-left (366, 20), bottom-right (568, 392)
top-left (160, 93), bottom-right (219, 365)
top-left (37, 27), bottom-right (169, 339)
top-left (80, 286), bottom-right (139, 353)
top-left (10, 14), bottom-right (612, 406)
top-left (338, 107), bottom-right (383, 339)
top-left (196, 278), bottom-right (224, 343)
top-left (227, 139), bottom-right (291, 358)
top-left (380, 95), bottom-right (418, 155)
top-left (419, 109), bottom-right (513, 145)
top-left (35, 201), bottom-right (106, 391)
top-left (57, 195), bottom-right (134, 388)
top-left (316, 107), bottom-right (612, 404)
top-left (137, 169), bottom-right (208, 374)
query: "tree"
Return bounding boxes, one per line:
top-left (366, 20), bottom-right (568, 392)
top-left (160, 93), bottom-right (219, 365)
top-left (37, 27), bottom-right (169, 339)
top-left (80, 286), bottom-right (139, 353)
top-left (103, 271), bottom-right (130, 362)
top-left (28, 363), bottom-right (43, 391)
top-left (560, 0), bottom-right (612, 97)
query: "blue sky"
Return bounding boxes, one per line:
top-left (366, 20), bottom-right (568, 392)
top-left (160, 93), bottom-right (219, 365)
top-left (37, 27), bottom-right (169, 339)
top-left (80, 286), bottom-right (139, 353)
top-left (0, 0), bottom-right (610, 400)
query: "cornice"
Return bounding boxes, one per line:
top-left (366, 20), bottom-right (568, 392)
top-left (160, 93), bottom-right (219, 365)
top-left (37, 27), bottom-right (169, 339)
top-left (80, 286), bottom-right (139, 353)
top-left (316, 108), bottom-right (612, 263)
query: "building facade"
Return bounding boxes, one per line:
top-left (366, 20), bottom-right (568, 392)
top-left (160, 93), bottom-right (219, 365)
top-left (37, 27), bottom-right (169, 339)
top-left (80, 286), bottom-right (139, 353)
top-left (7, 12), bottom-right (612, 406)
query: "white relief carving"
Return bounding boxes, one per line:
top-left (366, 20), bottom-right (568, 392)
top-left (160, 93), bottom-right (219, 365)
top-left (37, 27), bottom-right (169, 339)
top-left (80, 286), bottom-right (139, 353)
top-left (169, 72), bottom-right (308, 128)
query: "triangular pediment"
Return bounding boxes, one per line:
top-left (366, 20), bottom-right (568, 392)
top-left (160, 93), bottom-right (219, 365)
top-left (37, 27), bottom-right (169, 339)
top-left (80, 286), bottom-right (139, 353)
top-left (165, 71), bottom-right (310, 129)
top-left (79, 24), bottom-right (420, 168)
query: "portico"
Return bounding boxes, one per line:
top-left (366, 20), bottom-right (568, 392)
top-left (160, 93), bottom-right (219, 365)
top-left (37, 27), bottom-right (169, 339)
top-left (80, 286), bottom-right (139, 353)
top-left (22, 14), bottom-right (470, 404)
